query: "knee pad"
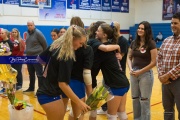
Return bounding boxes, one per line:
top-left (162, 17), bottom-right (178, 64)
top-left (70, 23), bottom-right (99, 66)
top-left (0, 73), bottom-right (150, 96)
top-left (69, 108), bottom-right (74, 117)
top-left (83, 69), bottom-right (92, 85)
top-left (107, 114), bottom-right (117, 120)
top-left (117, 112), bottom-right (127, 120)
top-left (89, 110), bottom-right (97, 118)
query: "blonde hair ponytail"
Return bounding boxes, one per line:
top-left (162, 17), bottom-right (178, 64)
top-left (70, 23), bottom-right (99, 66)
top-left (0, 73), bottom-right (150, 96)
top-left (50, 25), bottom-right (86, 61)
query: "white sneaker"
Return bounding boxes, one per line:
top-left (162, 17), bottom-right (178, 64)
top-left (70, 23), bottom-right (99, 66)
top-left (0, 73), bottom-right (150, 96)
top-left (97, 108), bottom-right (107, 115)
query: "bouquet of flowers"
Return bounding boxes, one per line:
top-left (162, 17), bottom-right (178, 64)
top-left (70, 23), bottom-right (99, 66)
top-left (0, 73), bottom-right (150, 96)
top-left (6, 80), bottom-right (16, 105)
top-left (6, 80), bottom-right (28, 110)
top-left (0, 42), bottom-right (10, 54)
top-left (0, 64), bottom-right (17, 84)
top-left (0, 47), bottom-right (33, 120)
top-left (86, 85), bottom-right (114, 110)
top-left (76, 84), bottom-right (114, 119)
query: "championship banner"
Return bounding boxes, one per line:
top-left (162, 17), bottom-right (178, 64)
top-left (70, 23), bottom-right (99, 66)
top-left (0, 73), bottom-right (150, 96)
top-left (67, 0), bottom-right (79, 9)
top-left (91, 0), bottom-right (101, 11)
top-left (102, 0), bottom-right (111, 12)
top-left (112, 0), bottom-right (120, 12)
top-left (19, 0), bottom-right (51, 8)
top-left (120, 0), bottom-right (129, 13)
top-left (79, 0), bottom-right (91, 10)
top-left (3, 0), bottom-right (19, 5)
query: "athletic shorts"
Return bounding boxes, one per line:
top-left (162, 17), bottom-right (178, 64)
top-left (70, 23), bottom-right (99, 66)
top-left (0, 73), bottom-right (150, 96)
top-left (37, 94), bottom-right (61, 105)
top-left (62, 79), bottom-right (85, 99)
top-left (110, 86), bottom-right (129, 96)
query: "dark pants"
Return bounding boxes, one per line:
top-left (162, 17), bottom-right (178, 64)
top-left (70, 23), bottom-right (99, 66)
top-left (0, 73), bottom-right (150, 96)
top-left (11, 64), bottom-right (23, 87)
top-left (27, 63), bottom-right (43, 90)
top-left (162, 78), bottom-right (180, 120)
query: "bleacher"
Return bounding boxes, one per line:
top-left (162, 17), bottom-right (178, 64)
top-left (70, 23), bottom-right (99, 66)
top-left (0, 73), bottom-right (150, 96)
top-left (129, 23), bottom-right (172, 48)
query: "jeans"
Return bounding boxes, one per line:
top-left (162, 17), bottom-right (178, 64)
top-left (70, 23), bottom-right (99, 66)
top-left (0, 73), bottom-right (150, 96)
top-left (162, 77), bottom-right (180, 120)
top-left (27, 63), bottom-right (43, 90)
top-left (130, 70), bottom-right (154, 120)
top-left (11, 64), bottom-right (23, 87)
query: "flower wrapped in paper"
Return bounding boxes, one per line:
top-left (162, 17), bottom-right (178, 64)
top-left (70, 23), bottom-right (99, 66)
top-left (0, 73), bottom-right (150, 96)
top-left (6, 80), bottom-right (16, 105)
top-left (0, 42), bottom-right (16, 84)
top-left (0, 42), bottom-right (11, 56)
top-left (0, 64), bottom-right (17, 84)
top-left (86, 85), bottom-right (114, 110)
top-left (76, 85), bottom-right (114, 119)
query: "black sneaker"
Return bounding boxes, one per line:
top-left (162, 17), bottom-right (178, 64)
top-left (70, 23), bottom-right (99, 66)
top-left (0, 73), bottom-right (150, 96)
top-left (23, 89), bottom-right (34, 92)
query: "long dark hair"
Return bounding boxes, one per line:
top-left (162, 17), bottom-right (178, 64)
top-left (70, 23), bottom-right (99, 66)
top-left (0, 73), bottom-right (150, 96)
top-left (133, 21), bottom-right (153, 50)
top-left (99, 23), bottom-right (119, 44)
top-left (89, 21), bottom-right (105, 39)
top-left (51, 28), bottom-right (59, 35)
top-left (70, 16), bottom-right (84, 28)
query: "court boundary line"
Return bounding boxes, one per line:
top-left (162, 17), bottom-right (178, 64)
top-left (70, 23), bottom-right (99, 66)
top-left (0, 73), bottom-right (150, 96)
top-left (127, 101), bottom-right (162, 115)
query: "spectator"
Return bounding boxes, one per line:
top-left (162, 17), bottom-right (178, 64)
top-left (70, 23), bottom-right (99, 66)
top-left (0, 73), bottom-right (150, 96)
top-left (23, 20), bottom-right (47, 94)
top-left (155, 32), bottom-right (163, 43)
top-left (58, 27), bottom-right (67, 37)
top-left (11, 28), bottom-right (25, 91)
top-left (51, 28), bottom-right (59, 41)
top-left (0, 29), bottom-right (13, 95)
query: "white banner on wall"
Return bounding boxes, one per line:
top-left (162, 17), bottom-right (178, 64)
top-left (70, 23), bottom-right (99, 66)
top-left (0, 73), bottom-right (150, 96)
top-left (39, 0), bottom-right (66, 21)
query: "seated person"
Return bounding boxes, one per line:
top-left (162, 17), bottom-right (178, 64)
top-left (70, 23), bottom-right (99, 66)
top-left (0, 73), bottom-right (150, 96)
top-left (155, 32), bottom-right (163, 43)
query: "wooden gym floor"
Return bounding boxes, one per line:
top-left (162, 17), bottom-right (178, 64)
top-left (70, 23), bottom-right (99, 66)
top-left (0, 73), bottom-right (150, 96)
top-left (0, 65), bottom-right (178, 120)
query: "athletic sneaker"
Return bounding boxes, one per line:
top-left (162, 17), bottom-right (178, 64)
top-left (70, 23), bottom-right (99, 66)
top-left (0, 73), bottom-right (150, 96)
top-left (97, 108), bottom-right (107, 115)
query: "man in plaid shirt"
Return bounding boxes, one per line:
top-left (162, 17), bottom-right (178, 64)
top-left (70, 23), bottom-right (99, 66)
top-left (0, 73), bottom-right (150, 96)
top-left (157, 12), bottom-right (180, 120)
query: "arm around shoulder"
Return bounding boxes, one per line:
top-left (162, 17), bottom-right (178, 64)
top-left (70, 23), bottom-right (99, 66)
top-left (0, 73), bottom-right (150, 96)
top-left (98, 44), bottom-right (120, 52)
